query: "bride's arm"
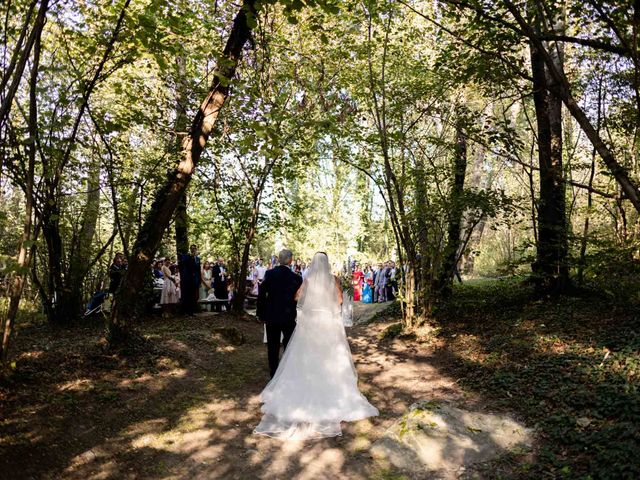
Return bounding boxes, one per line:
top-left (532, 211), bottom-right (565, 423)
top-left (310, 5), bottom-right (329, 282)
top-left (334, 276), bottom-right (343, 305)
top-left (295, 281), bottom-right (305, 301)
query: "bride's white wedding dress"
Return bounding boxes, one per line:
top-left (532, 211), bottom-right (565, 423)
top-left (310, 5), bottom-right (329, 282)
top-left (254, 253), bottom-right (378, 440)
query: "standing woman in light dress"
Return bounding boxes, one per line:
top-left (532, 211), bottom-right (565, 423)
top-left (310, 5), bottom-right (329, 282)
top-left (160, 258), bottom-right (179, 316)
top-left (200, 261), bottom-right (213, 310)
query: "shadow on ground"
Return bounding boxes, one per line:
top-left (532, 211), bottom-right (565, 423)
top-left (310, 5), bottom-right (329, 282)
top-left (0, 304), bottom-right (466, 480)
top-left (428, 279), bottom-right (640, 479)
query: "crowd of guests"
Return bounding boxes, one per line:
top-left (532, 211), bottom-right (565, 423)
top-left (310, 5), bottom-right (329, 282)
top-left (87, 248), bottom-right (400, 318)
top-left (349, 260), bottom-right (399, 304)
top-left (245, 257), bottom-right (310, 297)
top-left (151, 246), bottom-right (233, 315)
top-left (244, 256), bottom-right (401, 305)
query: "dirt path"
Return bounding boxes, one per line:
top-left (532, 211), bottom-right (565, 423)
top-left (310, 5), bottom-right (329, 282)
top-left (1, 305), bottom-right (466, 480)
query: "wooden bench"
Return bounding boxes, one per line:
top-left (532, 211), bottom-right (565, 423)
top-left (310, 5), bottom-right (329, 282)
top-left (245, 294), bottom-right (258, 307)
top-left (199, 297), bottom-right (229, 311)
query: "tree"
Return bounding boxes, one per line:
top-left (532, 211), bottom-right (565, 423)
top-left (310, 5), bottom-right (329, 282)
top-left (108, 0), bottom-right (257, 343)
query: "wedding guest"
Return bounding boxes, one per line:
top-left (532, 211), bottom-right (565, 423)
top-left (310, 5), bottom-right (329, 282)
top-left (364, 265), bottom-right (374, 287)
top-left (212, 256), bottom-right (228, 312)
top-left (375, 262), bottom-right (388, 302)
top-left (153, 260), bottom-right (164, 279)
top-left (173, 264), bottom-right (181, 300)
top-left (301, 262), bottom-right (308, 279)
top-left (245, 260), bottom-right (255, 295)
top-left (161, 258), bottom-right (180, 317)
top-left (108, 252), bottom-right (126, 294)
top-left (179, 244), bottom-right (201, 316)
top-left (361, 266), bottom-right (374, 303)
top-left (386, 261), bottom-right (397, 301)
top-left (200, 261), bottom-right (213, 311)
top-left (372, 264), bottom-right (381, 302)
top-left (256, 259), bottom-right (267, 281)
top-left (200, 261), bottom-right (213, 298)
top-left (352, 265), bottom-right (364, 302)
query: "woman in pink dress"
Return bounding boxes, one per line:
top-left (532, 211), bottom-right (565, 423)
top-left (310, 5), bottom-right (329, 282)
top-left (352, 266), bottom-right (364, 302)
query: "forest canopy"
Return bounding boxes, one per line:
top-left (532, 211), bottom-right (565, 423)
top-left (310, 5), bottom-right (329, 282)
top-left (1, 0), bottom-right (639, 347)
top-left (1, 1), bottom-right (640, 478)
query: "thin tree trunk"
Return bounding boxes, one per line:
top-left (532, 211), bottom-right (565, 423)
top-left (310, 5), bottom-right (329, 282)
top-left (109, 0), bottom-right (257, 343)
top-left (233, 218), bottom-right (257, 312)
top-left (66, 155), bottom-right (101, 315)
top-left (460, 142), bottom-right (488, 275)
top-left (414, 159), bottom-right (432, 316)
top-left (0, 0), bottom-right (37, 96)
top-left (174, 55), bottom-right (190, 260)
top-left (1, 19), bottom-right (41, 362)
top-left (0, 0), bottom-right (48, 127)
top-left (578, 76), bottom-right (603, 284)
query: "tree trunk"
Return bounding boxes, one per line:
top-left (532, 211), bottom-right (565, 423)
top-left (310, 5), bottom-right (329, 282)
top-left (578, 77), bottom-right (603, 284)
top-left (529, 13), bottom-right (570, 294)
top-left (66, 156), bottom-right (101, 315)
top-left (414, 159), bottom-right (433, 316)
top-left (0, 0), bottom-right (48, 128)
top-left (41, 202), bottom-right (72, 325)
top-left (436, 116), bottom-right (467, 297)
top-left (504, 0), bottom-right (640, 212)
top-left (460, 142), bottom-right (490, 276)
top-left (109, 0), bottom-right (257, 343)
top-left (0, 20), bottom-right (41, 362)
top-left (232, 226), bottom-right (255, 312)
top-left (174, 55), bottom-right (190, 260)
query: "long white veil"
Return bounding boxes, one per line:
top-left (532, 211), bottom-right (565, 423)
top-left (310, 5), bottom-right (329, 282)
top-left (297, 252), bottom-right (340, 316)
top-left (254, 251), bottom-right (378, 440)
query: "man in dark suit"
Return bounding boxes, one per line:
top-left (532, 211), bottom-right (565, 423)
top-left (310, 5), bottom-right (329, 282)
top-left (257, 249), bottom-right (303, 378)
top-left (211, 256), bottom-right (228, 312)
top-left (179, 244), bottom-right (201, 316)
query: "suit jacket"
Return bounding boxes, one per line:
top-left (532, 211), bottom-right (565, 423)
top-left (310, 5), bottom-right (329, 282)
top-left (179, 254), bottom-right (201, 288)
top-left (257, 265), bottom-right (303, 325)
top-left (212, 264), bottom-right (226, 287)
top-left (376, 267), bottom-right (388, 286)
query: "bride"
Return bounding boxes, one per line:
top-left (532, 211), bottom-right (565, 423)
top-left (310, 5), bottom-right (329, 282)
top-left (254, 252), bottom-right (379, 440)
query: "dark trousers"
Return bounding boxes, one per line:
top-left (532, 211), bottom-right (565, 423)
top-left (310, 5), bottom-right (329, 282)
top-left (265, 321), bottom-right (296, 378)
top-left (181, 283), bottom-right (199, 315)
top-left (385, 284), bottom-right (395, 301)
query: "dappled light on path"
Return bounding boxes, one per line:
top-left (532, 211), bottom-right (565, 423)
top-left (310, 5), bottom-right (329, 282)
top-left (1, 303), bottom-right (531, 479)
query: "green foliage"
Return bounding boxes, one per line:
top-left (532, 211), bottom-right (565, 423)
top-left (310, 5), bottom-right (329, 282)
top-left (379, 322), bottom-right (403, 340)
top-left (435, 279), bottom-right (640, 479)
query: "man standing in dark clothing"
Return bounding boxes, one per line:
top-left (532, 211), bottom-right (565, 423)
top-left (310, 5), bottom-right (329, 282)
top-left (179, 244), bottom-right (201, 316)
top-left (257, 249), bottom-right (303, 378)
top-left (108, 252), bottom-right (126, 294)
top-left (211, 257), bottom-right (228, 312)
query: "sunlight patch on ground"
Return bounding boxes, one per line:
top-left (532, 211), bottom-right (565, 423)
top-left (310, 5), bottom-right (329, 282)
top-left (58, 378), bottom-right (94, 392)
top-left (371, 401), bottom-right (533, 478)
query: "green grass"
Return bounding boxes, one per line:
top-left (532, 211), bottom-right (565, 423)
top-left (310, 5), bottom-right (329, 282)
top-left (433, 278), bottom-right (640, 479)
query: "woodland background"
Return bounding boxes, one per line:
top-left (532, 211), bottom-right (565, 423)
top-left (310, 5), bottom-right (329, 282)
top-left (0, 0), bottom-right (639, 478)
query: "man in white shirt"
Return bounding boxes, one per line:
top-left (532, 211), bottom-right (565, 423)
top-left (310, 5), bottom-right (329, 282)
top-left (256, 258), bottom-right (267, 282)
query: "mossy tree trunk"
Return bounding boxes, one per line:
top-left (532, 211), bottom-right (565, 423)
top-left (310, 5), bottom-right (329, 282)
top-left (436, 115), bottom-right (467, 297)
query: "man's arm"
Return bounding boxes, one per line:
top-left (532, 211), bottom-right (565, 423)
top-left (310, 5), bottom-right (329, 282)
top-left (256, 270), bottom-right (271, 320)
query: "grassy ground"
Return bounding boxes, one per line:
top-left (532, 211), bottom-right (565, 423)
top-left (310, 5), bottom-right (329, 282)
top-left (429, 278), bottom-right (640, 479)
